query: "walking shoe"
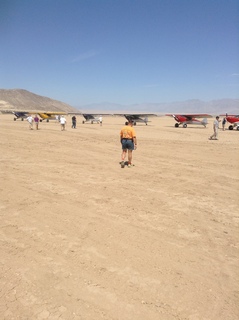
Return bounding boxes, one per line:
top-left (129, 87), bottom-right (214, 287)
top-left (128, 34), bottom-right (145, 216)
top-left (120, 161), bottom-right (125, 168)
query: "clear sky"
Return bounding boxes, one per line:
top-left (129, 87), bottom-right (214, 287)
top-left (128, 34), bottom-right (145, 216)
top-left (1, 0), bottom-right (239, 107)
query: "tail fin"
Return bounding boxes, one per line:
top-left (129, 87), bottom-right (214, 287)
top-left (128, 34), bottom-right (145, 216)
top-left (202, 118), bottom-right (208, 126)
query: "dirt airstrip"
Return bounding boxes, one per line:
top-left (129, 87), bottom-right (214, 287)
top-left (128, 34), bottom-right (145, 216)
top-left (0, 114), bottom-right (238, 320)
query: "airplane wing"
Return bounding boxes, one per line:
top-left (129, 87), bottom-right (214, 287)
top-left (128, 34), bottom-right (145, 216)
top-left (166, 113), bottom-right (212, 118)
top-left (115, 113), bottom-right (157, 117)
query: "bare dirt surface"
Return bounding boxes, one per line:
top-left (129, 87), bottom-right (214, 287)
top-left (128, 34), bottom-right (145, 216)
top-left (0, 114), bottom-right (238, 320)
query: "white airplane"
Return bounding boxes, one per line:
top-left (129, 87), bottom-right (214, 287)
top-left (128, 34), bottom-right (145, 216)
top-left (82, 113), bottom-right (104, 124)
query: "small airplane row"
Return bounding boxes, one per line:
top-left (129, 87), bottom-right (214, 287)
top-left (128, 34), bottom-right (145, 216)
top-left (2, 110), bottom-right (239, 130)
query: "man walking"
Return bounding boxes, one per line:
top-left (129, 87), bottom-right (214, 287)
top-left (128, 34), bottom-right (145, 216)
top-left (60, 115), bottom-right (67, 131)
top-left (209, 116), bottom-right (220, 140)
top-left (26, 115), bottom-right (33, 130)
top-left (120, 120), bottom-right (137, 168)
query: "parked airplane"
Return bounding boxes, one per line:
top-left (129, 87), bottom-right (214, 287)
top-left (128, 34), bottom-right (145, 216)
top-left (38, 112), bottom-right (66, 122)
top-left (10, 111), bottom-right (66, 122)
top-left (115, 114), bottom-right (158, 125)
top-left (13, 111), bottom-right (29, 121)
top-left (166, 114), bottom-right (212, 128)
top-left (220, 114), bottom-right (239, 130)
top-left (82, 114), bottom-right (102, 124)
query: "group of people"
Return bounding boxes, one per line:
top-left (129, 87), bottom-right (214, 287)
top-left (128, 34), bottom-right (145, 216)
top-left (26, 113), bottom-right (224, 168)
top-left (26, 115), bottom-right (40, 130)
top-left (119, 115), bottom-right (227, 168)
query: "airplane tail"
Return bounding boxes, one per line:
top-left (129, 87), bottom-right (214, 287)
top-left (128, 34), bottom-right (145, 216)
top-left (144, 117), bottom-right (149, 124)
top-left (202, 118), bottom-right (208, 126)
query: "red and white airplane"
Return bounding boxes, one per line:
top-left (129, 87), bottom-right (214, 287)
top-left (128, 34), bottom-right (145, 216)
top-left (166, 114), bottom-right (212, 128)
top-left (220, 114), bottom-right (239, 130)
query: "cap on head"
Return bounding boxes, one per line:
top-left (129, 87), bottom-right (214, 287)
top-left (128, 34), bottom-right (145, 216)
top-left (216, 116), bottom-right (219, 119)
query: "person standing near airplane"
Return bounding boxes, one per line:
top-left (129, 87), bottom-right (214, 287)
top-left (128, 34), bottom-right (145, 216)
top-left (26, 115), bottom-right (33, 130)
top-left (99, 116), bottom-right (103, 126)
top-left (34, 114), bottom-right (40, 130)
top-left (209, 116), bottom-right (220, 140)
top-left (222, 116), bottom-right (227, 131)
top-left (60, 115), bottom-right (67, 131)
top-left (71, 115), bottom-right (76, 129)
top-left (120, 120), bottom-right (137, 168)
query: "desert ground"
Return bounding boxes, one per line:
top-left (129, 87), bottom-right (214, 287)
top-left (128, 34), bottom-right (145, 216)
top-left (0, 114), bottom-right (238, 320)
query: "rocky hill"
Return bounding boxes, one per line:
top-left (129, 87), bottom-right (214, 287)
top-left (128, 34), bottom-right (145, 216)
top-left (0, 89), bottom-right (77, 113)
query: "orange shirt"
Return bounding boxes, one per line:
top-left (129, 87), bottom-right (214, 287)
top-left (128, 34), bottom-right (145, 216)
top-left (120, 125), bottom-right (136, 139)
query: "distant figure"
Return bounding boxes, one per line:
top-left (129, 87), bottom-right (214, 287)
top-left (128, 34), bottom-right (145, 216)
top-left (55, 115), bottom-right (59, 122)
top-left (120, 119), bottom-right (137, 168)
top-left (34, 115), bottom-right (39, 130)
top-left (26, 115), bottom-right (33, 130)
top-left (209, 116), bottom-right (220, 140)
top-left (60, 115), bottom-right (66, 131)
top-left (222, 117), bottom-right (227, 131)
top-left (72, 115), bottom-right (76, 129)
top-left (99, 116), bottom-right (103, 126)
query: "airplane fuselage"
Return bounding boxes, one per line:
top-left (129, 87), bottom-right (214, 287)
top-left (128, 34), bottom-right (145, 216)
top-left (173, 115), bottom-right (208, 128)
top-left (226, 115), bottom-right (239, 130)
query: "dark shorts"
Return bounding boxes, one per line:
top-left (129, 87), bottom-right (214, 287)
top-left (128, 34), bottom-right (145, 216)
top-left (121, 139), bottom-right (134, 150)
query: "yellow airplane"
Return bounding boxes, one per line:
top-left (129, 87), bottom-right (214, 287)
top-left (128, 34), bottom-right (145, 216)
top-left (38, 112), bottom-right (67, 122)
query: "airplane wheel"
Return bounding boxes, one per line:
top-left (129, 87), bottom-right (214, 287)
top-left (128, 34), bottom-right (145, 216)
top-left (47, 119), bottom-right (49, 122)
top-left (134, 122), bottom-right (136, 126)
top-left (82, 121), bottom-right (85, 124)
top-left (175, 123), bottom-right (179, 127)
top-left (21, 118), bottom-right (24, 121)
top-left (183, 124), bottom-right (187, 128)
top-left (40, 119), bottom-right (43, 122)
top-left (229, 125), bottom-right (233, 130)
top-left (237, 126), bottom-right (239, 131)
top-left (14, 118), bottom-right (16, 121)
top-left (91, 121), bottom-right (93, 124)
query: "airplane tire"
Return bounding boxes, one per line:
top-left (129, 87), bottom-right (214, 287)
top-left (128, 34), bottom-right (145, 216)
top-left (229, 125), bottom-right (233, 130)
top-left (47, 119), bottom-right (49, 122)
top-left (183, 124), bottom-right (187, 128)
top-left (237, 126), bottom-right (239, 131)
top-left (14, 118), bottom-right (16, 121)
top-left (21, 118), bottom-right (24, 121)
top-left (91, 121), bottom-right (93, 124)
top-left (82, 121), bottom-right (85, 124)
top-left (175, 123), bottom-right (179, 127)
top-left (134, 122), bottom-right (136, 126)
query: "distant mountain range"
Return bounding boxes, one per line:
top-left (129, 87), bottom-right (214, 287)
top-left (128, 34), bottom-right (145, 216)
top-left (0, 89), bottom-right (238, 114)
top-left (77, 99), bottom-right (239, 115)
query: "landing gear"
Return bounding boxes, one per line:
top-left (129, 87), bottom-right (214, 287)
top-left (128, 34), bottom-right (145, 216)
top-left (183, 123), bottom-right (187, 128)
top-left (175, 123), bottom-right (179, 127)
top-left (229, 125), bottom-right (233, 130)
top-left (82, 121), bottom-right (85, 124)
top-left (237, 126), bottom-right (239, 131)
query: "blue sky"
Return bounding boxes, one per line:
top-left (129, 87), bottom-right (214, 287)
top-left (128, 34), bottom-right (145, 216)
top-left (1, 0), bottom-right (238, 107)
